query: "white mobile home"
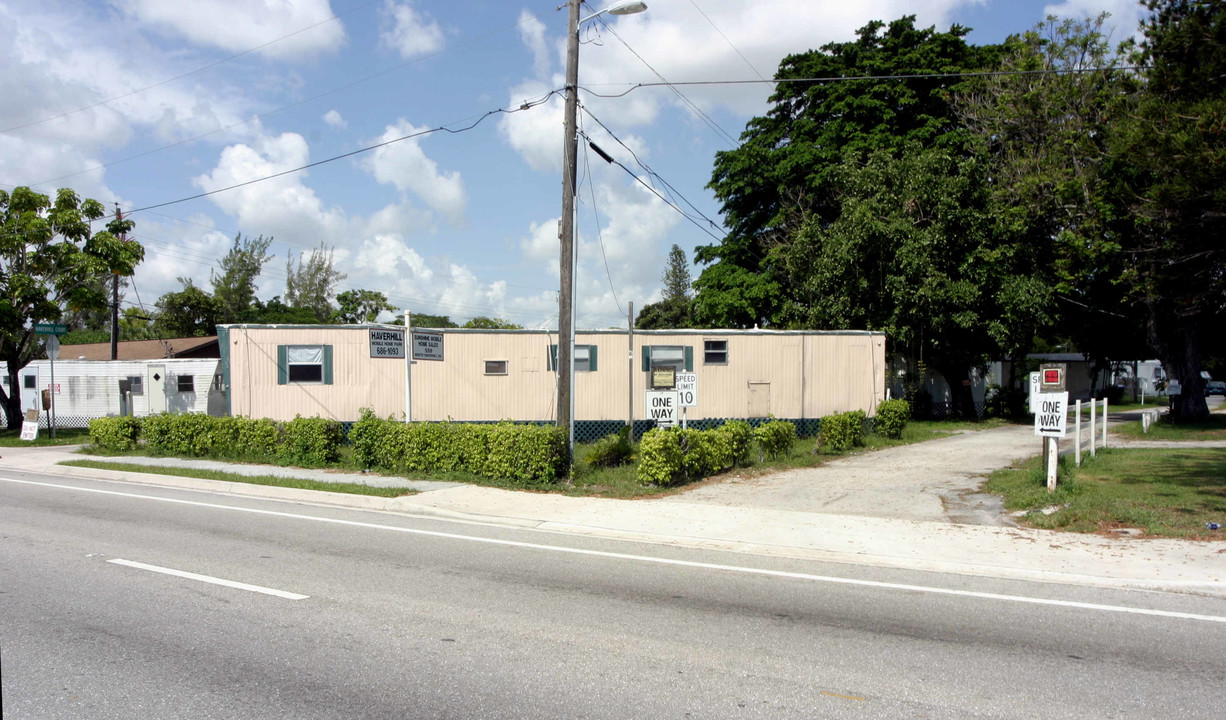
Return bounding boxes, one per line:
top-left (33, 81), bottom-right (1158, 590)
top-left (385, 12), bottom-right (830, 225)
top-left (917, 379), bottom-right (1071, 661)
top-left (2, 358), bottom-right (226, 427)
top-left (218, 324), bottom-right (887, 438)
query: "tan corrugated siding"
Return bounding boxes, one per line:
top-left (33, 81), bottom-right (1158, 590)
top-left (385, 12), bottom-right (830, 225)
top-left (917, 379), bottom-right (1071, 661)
top-left (223, 326), bottom-right (886, 423)
top-left (228, 327), bottom-right (405, 421)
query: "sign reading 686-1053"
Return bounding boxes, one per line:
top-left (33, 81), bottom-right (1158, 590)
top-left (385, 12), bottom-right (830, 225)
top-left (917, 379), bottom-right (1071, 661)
top-left (369, 328), bottom-right (405, 358)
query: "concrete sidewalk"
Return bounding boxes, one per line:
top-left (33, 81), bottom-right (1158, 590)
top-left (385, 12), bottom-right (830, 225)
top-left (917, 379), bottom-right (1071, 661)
top-left (2, 440), bottom-right (1224, 598)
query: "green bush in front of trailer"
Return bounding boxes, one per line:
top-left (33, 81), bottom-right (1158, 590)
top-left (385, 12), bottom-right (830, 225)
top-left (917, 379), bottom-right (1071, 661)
top-left (278, 415), bottom-right (344, 466)
top-left (874, 399), bottom-right (910, 439)
top-left (88, 416), bottom-right (143, 452)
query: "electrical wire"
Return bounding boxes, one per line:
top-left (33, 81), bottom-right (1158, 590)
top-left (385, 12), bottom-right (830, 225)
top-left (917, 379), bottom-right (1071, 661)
top-left (578, 127), bottom-right (723, 244)
top-left (28, 16), bottom-right (539, 188)
top-left (591, 16), bottom-right (739, 147)
top-left (578, 114), bottom-right (623, 317)
top-left (684, 0), bottom-right (768, 82)
top-left (121, 92), bottom-right (557, 218)
top-left (581, 106), bottom-right (725, 235)
top-left (579, 64), bottom-right (1149, 98)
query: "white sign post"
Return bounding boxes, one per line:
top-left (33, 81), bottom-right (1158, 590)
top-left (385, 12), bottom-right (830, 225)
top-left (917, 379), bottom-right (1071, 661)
top-left (645, 390), bottom-right (679, 428)
top-left (675, 372), bottom-right (697, 430)
top-left (1034, 391), bottom-right (1069, 491)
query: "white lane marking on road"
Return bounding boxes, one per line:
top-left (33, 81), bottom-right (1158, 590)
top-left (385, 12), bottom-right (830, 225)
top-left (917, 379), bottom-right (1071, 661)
top-left (107, 558), bottom-right (309, 600)
top-left (7, 476), bottom-right (1225, 623)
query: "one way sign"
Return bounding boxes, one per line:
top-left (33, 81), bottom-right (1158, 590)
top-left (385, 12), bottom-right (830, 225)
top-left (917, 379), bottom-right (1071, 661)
top-left (645, 390), bottom-right (679, 427)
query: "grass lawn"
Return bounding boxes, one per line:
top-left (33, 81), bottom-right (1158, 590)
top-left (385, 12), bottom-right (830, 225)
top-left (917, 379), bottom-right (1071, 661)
top-left (984, 448), bottom-right (1226, 539)
top-left (61, 459), bottom-right (418, 498)
top-left (0, 427), bottom-right (90, 447)
top-left (1113, 413), bottom-right (1226, 441)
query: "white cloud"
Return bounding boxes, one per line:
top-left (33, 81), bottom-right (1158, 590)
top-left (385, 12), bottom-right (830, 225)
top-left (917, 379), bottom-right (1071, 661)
top-left (120, 0), bottom-right (345, 59)
top-left (363, 120), bottom-right (467, 225)
top-left (518, 10), bottom-right (550, 78)
top-left (323, 110), bottom-right (346, 129)
top-left (1044, 0), bottom-right (1145, 40)
top-left (380, 0), bottom-right (445, 59)
top-left (193, 130), bottom-right (350, 249)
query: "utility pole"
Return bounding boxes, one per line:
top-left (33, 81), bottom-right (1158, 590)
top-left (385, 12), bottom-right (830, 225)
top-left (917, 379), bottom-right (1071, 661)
top-left (111, 205), bottom-right (124, 361)
top-left (557, 0), bottom-right (581, 459)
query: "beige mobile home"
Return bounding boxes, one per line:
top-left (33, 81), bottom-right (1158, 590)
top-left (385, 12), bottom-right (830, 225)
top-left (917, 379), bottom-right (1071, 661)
top-left (217, 325), bottom-right (886, 437)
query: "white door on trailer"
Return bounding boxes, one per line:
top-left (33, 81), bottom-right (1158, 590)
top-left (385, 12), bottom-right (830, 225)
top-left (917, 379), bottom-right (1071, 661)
top-left (147, 365), bottom-right (166, 414)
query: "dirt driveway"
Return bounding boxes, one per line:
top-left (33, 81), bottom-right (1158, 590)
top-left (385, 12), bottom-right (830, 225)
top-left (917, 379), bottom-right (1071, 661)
top-left (657, 424), bottom-right (1045, 526)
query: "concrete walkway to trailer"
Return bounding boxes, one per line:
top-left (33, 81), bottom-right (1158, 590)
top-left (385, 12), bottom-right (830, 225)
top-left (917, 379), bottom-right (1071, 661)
top-left (2, 418), bottom-right (1224, 597)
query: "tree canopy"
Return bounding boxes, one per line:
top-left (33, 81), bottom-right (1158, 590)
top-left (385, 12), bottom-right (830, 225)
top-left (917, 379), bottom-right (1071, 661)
top-left (636, 244), bottom-right (693, 329)
top-left (285, 243), bottom-right (347, 323)
top-left (212, 233), bottom-right (273, 324)
top-left (0, 186), bottom-right (143, 428)
top-left (695, 16), bottom-right (1001, 329)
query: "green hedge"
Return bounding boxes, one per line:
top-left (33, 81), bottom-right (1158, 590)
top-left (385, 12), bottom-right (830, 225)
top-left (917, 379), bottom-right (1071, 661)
top-left (278, 416), bottom-right (344, 466)
top-left (89, 416), bottom-right (142, 451)
top-left (638, 419), bottom-right (792, 486)
top-left (350, 410), bottom-right (568, 482)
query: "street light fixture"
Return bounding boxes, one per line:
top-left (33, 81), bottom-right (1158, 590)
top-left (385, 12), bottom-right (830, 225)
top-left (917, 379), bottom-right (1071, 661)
top-left (558, 0), bottom-right (647, 465)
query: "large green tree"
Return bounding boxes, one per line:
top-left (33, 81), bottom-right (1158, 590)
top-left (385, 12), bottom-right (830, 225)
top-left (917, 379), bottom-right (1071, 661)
top-left (335, 289), bottom-right (397, 324)
top-left (0, 187), bottom-right (143, 428)
top-left (1109, 0), bottom-right (1226, 421)
top-left (636, 244), bottom-right (693, 329)
top-left (211, 233), bottom-right (273, 324)
top-left (956, 14), bottom-right (1143, 387)
top-left (696, 16), bottom-right (1001, 328)
top-left (153, 279), bottom-right (218, 338)
top-left (775, 146), bottom-right (1045, 415)
top-left (285, 243), bottom-right (346, 323)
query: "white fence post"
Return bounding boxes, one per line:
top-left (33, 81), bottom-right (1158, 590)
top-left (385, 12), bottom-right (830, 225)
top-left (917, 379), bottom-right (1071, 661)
top-left (1089, 399), bottom-right (1097, 458)
top-left (1102, 398), bottom-right (1108, 449)
top-left (1075, 399), bottom-right (1082, 467)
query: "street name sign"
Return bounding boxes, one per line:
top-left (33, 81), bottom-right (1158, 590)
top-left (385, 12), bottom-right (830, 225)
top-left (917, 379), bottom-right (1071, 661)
top-left (1034, 391), bottom-right (1069, 438)
top-left (645, 390), bottom-right (679, 427)
top-left (34, 323), bottom-right (67, 335)
top-left (369, 328), bottom-right (405, 358)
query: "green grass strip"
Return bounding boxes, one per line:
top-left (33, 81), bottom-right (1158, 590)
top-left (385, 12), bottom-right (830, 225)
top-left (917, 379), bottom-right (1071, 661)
top-left (61, 460), bottom-right (417, 498)
top-left (984, 448), bottom-right (1226, 540)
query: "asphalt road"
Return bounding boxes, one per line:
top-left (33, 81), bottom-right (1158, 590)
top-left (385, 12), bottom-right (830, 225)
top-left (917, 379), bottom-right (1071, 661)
top-left (3, 469), bottom-right (1225, 719)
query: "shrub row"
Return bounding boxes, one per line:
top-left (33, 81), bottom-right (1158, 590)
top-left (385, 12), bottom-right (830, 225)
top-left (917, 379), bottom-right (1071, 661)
top-left (637, 419), bottom-right (763, 487)
top-left (89, 413), bottom-right (342, 466)
top-left (349, 410), bottom-right (568, 483)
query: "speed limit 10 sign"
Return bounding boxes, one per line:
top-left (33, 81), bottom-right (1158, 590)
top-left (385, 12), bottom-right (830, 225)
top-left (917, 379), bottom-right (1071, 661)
top-left (675, 372), bottom-right (697, 407)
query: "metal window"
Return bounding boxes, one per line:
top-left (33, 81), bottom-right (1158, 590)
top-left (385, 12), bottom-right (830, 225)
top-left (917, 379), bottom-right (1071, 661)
top-left (287, 345), bottom-right (325, 383)
top-left (177, 375), bottom-right (195, 393)
top-left (703, 339), bottom-right (728, 365)
top-left (485, 360), bottom-right (508, 375)
top-left (24, 375), bottom-right (36, 389)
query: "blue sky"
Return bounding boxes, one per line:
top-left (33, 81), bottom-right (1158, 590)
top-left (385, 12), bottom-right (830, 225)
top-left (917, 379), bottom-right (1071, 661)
top-left (0, 0), bottom-right (1145, 330)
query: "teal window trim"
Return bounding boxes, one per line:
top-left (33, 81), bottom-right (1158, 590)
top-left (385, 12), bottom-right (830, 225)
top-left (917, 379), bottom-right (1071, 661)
top-left (278, 344), bottom-right (333, 385)
top-left (549, 344), bottom-right (597, 372)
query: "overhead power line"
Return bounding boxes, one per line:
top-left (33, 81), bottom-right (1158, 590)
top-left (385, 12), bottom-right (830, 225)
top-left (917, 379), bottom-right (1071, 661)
top-left (123, 92), bottom-right (558, 218)
top-left (580, 64), bottom-right (1149, 98)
